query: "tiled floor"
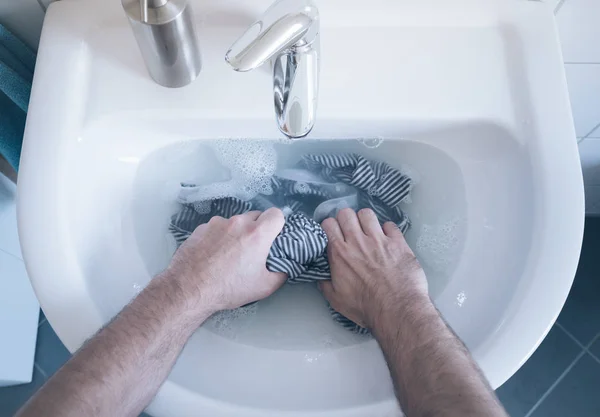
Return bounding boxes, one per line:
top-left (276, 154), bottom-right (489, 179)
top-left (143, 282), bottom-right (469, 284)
top-left (2, 219), bottom-right (600, 416)
top-left (0, 314), bottom-right (149, 417)
top-left (497, 217), bottom-right (600, 417)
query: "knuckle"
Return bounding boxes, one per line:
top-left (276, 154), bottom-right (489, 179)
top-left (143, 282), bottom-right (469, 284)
top-left (228, 215), bottom-right (245, 227)
top-left (402, 252), bottom-right (423, 272)
top-left (321, 217), bottom-right (336, 229)
top-left (358, 208), bottom-right (374, 217)
top-left (208, 216), bottom-right (224, 225)
top-left (383, 221), bottom-right (396, 229)
top-left (337, 207), bottom-right (355, 218)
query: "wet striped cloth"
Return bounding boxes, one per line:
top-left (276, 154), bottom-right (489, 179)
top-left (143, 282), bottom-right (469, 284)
top-left (169, 153), bottom-right (412, 334)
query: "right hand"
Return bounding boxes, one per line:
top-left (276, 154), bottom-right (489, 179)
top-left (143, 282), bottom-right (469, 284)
top-left (319, 208), bottom-right (430, 330)
top-left (166, 208), bottom-right (287, 315)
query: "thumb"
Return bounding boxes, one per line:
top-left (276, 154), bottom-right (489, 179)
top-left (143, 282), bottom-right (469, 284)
top-left (256, 207), bottom-right (286, 241)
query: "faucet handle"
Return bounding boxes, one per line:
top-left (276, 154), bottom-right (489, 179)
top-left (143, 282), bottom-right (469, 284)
top-left (225, 0), bottom-right (319, 72)
top-left (226, 13), bottom-right (312, 72)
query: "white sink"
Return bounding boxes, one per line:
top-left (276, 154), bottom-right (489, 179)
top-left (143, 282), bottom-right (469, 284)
top-left (19, 0), bottom-right (584, 416)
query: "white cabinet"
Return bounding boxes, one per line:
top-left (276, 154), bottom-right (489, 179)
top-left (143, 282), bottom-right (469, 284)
top-left (0, 174), bottom-right (39, 386)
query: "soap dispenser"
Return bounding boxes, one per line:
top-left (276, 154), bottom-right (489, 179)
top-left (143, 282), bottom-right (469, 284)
top-left (121, 0), bottom-right (202, 88)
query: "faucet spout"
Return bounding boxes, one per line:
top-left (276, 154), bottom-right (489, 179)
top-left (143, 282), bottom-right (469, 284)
top-left (225, 0), bottom-right (320, 139)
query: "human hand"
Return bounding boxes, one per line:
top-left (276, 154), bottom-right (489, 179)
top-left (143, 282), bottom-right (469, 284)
top-left (319, 208), bottom-right (430, 330)
top-left (166, 208), bottom-right (287, 314)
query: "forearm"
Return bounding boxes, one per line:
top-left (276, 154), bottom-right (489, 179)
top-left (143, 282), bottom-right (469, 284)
top-left (18, 271), bottom-right (214, 417)
top-left (373, 295), bottom-right (507, 417)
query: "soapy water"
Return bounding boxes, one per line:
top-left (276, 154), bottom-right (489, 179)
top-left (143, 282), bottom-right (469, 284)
top-left (182, 138), bottom-right (462, 288)
top-left (130, 137), bottom-right (466, 349)
top-left (416, 217), bottom-right (463, 272)
top-left (190, 140), bottom-right (461, 336)
top-left (178, 139), bottom-right (278, 203)
top-left (204, 303), bottom-right (259, 340)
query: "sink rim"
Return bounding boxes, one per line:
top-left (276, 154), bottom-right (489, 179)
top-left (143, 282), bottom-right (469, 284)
top-left (18, 0), bottom-right (584, 415)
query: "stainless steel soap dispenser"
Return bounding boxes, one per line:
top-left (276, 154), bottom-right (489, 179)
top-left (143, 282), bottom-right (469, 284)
top-left (122, 0), bottom-right (202, 88)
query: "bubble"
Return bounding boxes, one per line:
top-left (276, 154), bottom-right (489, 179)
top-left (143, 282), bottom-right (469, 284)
top-left (456, 291), bottom-right (467, 307)
top-left (358, 137), bottom-right (385, 149)
top-left (206, 303), bottom-right (259, 340)
top-left (194, 139), bottom-right (278, 201)
top-left (294, 182), bottom-right (310, 194)
top-left (416, 218), bottom-right (462, 272)
top-left (277, 136), bottom-right (295, 145)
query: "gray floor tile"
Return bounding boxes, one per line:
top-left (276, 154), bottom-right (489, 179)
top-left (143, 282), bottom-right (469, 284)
top-left (530, 353), bottom-right (600, 417)
top-left (495, 325), bottom-right (582, 417)
top-left (589, 336), bottom-right (600, 360)
top-left (557, 218), bottom-right (600, 345)
top-left (34, 320), bottom-right (71, 377)
top-left (0, 366), bottom-right (46, 417)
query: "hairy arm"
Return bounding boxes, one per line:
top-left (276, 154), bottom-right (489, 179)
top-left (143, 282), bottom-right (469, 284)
top-left (18, 209), bottom-right (286, 417)
top-left (18, 272), bottom-right (212, 417)
top-left (319, 208), bottom-right (507, 417)
top-left (372, 296), bottom-right (505, 416)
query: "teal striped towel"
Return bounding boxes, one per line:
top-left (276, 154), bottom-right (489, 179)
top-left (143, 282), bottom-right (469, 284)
top-left (0, 25), bottom-right (35, 170)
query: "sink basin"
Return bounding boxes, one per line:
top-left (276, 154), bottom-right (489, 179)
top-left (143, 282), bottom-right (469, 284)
top-left (18, 0), bottom-right (584, 416)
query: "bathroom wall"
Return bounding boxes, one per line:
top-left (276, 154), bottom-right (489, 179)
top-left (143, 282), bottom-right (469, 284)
top-left (0, 0), bottom-right (599, 195)
top-left (0, 0), bottom-right (46, 50)
top-left (556, 0), bottom-right (600, 214)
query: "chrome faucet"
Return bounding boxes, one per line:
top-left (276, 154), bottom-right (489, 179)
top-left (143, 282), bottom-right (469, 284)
top-left (225, 0), bottom-right (320, 139)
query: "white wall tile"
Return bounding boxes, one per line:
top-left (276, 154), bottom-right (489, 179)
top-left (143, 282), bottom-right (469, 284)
top-left (556, 0), bottom-right (600, 63)
top-left (564, 64), bottom-right (600, 138)
top-left (0, 0), bottom-right (45, 50)
top-left (579, 139), bottom-right (600, 185)
top-left (589, 125), bottom-right (600, 138)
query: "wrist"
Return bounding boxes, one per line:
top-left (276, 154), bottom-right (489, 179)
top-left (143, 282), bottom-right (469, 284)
top-left (153, 269), bottom-right (219, 327)
top-left (368, 290), bottom-right (435, 335)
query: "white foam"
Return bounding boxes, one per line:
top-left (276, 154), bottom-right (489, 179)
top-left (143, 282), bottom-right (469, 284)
top-left (208, 139), bottom-right (278, 201)
top-left (205, 303), bottom-right (259, 340)
top-left (416, 217), bottom-right (462, 272)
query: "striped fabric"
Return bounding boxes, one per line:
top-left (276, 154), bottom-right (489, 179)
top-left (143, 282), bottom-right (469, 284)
top-left (169, 153), bottom-right (412, 334)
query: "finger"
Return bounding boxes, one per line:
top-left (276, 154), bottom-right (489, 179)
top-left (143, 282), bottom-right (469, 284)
top-left (243, 210), bottom-right (262, 221)
top-left (336, 208), bottom-right (362, 239)
top-left (357, 208), bottom-right (384, 237)
top-left (321, 217), bottom-right (344, 242)
top-left (383, 221), bottom-right (405, 239)
top-left (208, 215), bottom-right (227, 224)
top-left (191, 223), bottom-right (208, 236)
top-left (256, 207), bottom-right (285, 239)
top-left (318, 281), bottom-right (336, 302)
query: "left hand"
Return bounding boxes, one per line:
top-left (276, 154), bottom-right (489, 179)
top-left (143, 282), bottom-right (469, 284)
top-left (166, 208), bottom-right (287, 314)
